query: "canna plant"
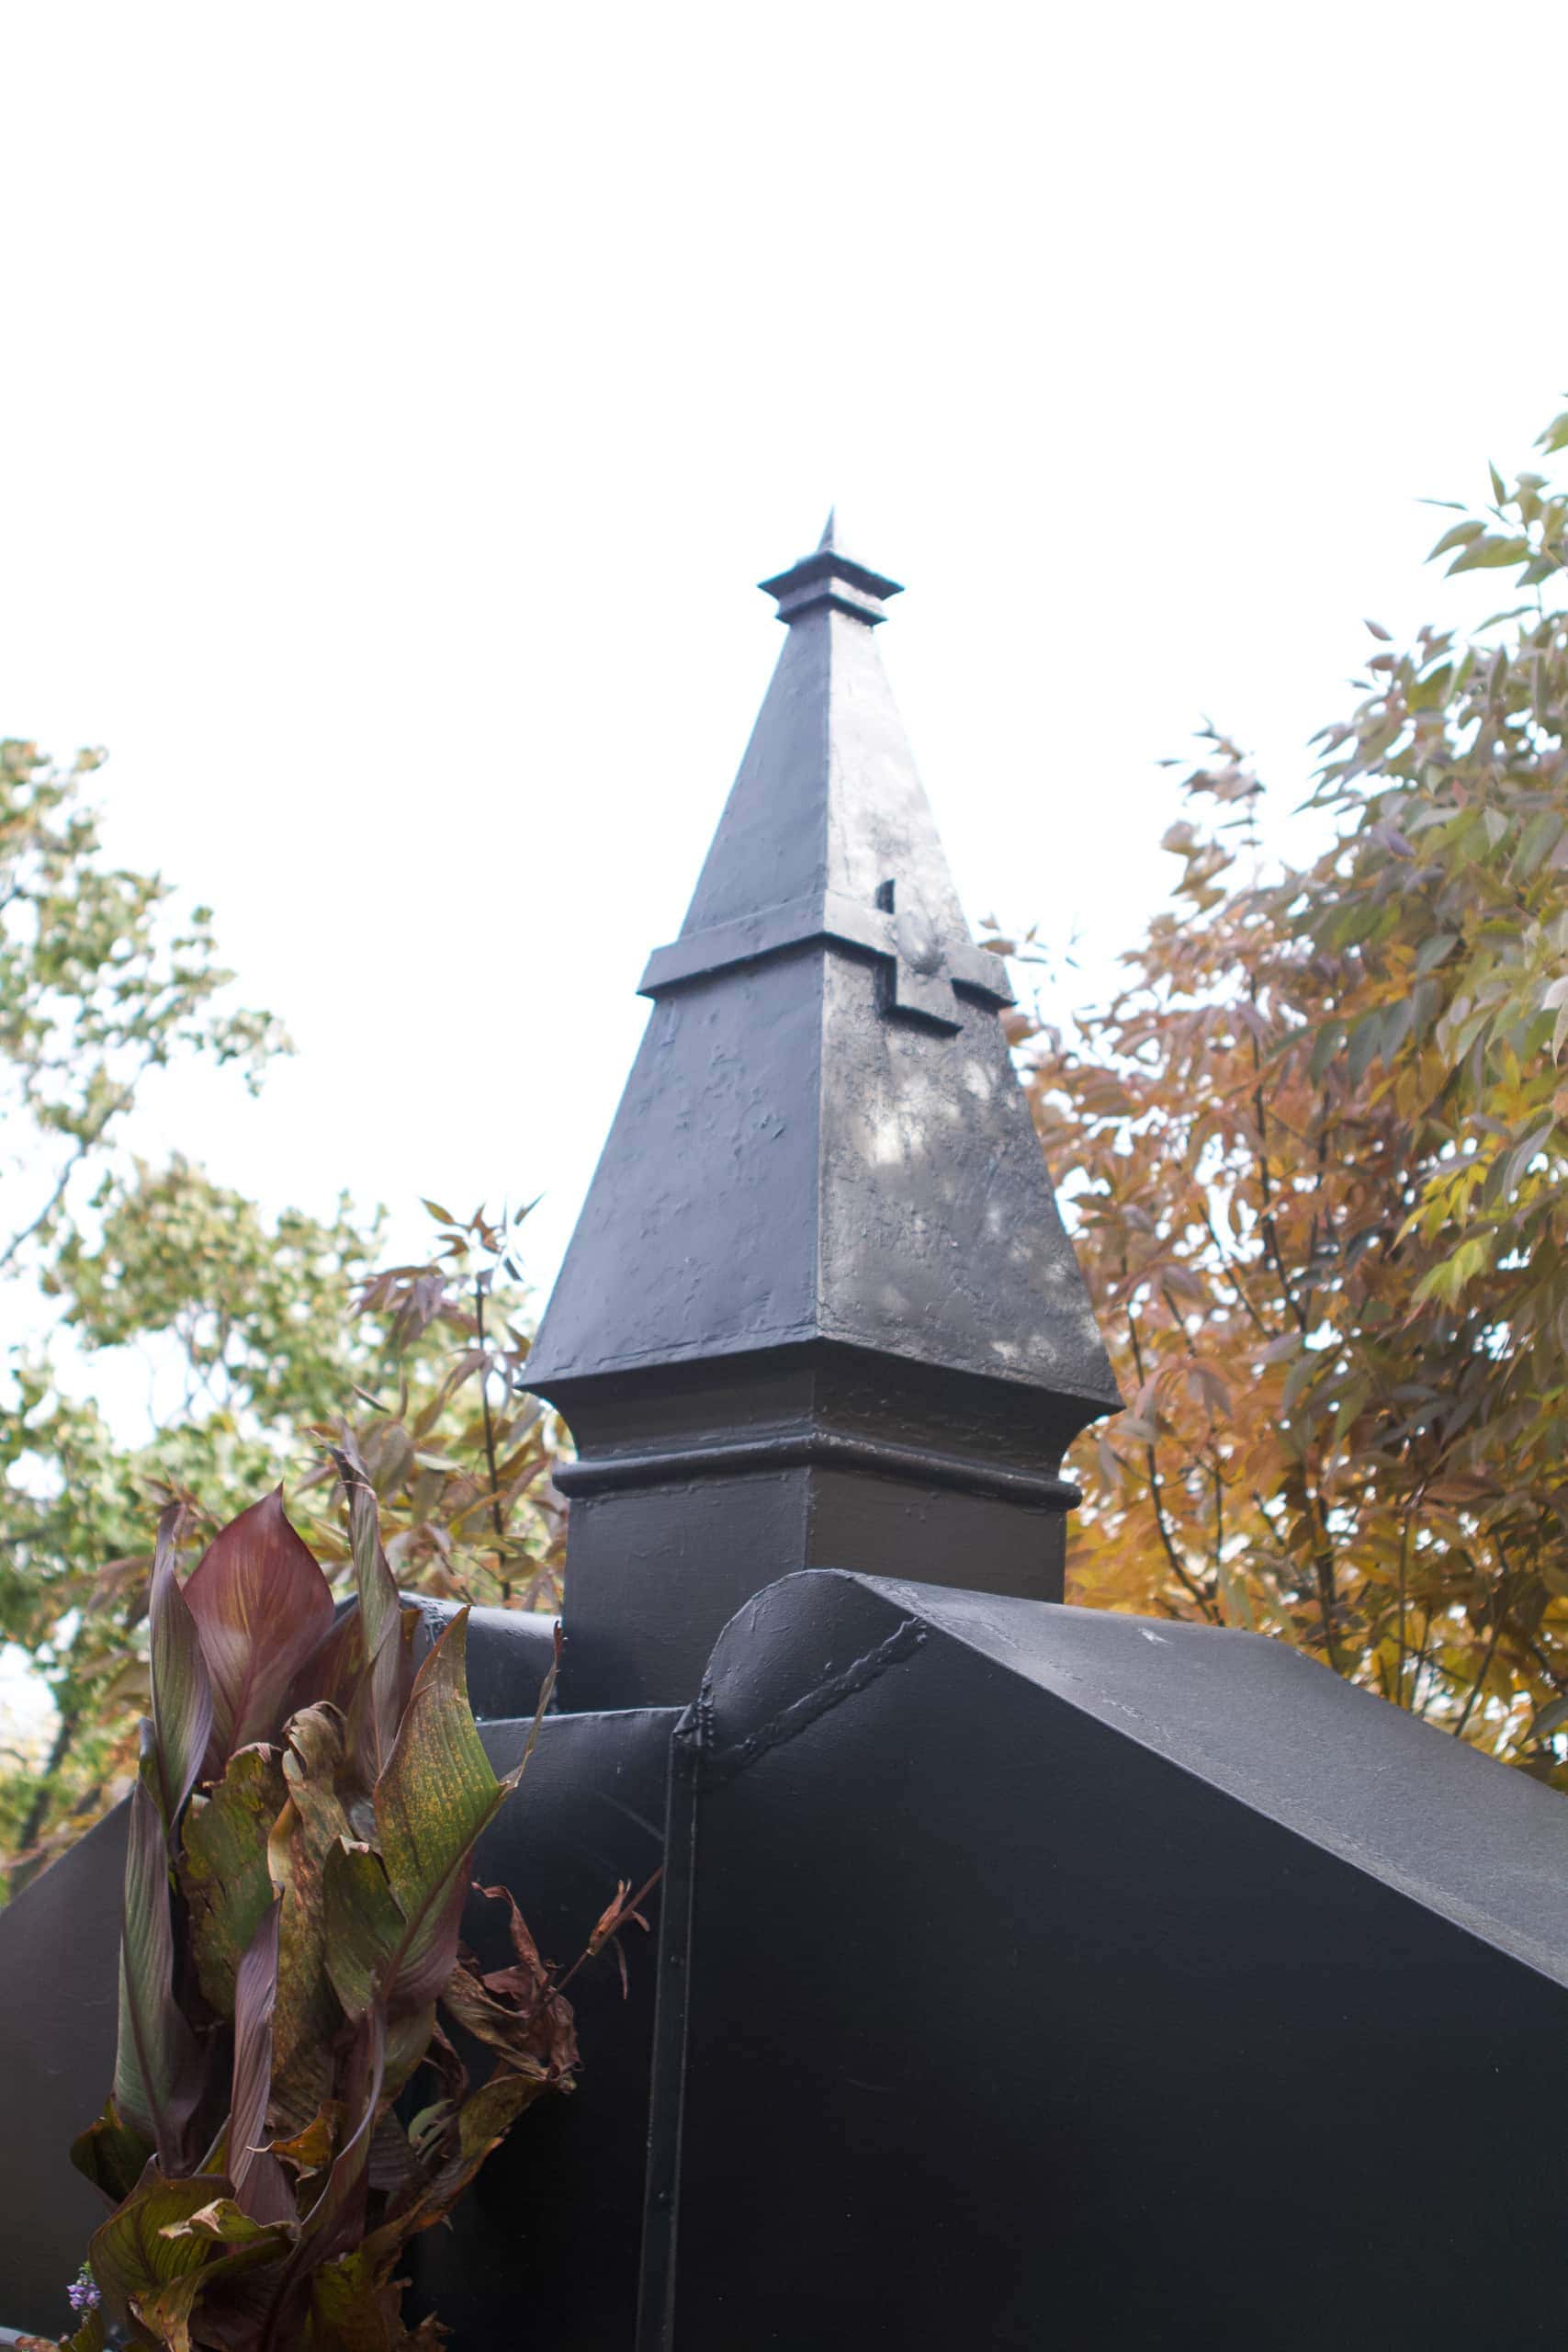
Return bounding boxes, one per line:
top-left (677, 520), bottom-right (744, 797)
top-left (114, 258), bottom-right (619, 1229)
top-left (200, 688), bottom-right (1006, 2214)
top-left (59, 1453), bottom-right (578, 2352)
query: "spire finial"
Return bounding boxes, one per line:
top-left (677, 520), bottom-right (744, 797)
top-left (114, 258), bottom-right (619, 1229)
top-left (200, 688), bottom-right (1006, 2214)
top-left (759, 514), bottom-right (901, 628)
top-left (525, 526), bottom-right (1119, 1708)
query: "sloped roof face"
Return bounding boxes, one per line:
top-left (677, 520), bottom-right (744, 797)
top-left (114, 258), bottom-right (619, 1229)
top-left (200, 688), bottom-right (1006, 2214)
top-left (679, 595), bottom-right (972, 939)
top-left (812, 946), bottom-right (1116, 1397)
top-left (526, 541), bottom-right (1117, 1413)
top-left (859, 1575), bottom-right (1568, 1982)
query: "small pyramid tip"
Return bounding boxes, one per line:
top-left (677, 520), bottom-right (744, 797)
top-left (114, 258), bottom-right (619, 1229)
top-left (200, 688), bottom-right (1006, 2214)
top-left (757, 509), bottom-right (902, 622)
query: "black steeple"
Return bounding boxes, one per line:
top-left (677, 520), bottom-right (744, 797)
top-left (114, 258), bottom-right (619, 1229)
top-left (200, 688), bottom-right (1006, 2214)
top-left (526, 523), bottom-right (1119, 1710)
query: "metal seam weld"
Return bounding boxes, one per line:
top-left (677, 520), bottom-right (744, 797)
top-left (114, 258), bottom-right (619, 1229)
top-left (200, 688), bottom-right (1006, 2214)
top-left (699, 1619), bottom-right (928, 1786)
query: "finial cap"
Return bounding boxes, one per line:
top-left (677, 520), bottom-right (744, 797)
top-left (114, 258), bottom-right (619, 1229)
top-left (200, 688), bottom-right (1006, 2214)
top-left (759, 518), bottom-right (903, 627)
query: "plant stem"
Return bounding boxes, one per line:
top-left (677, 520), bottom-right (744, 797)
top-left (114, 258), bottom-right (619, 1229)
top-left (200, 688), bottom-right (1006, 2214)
top-left (473, 1274), bottom-right (511, 1602)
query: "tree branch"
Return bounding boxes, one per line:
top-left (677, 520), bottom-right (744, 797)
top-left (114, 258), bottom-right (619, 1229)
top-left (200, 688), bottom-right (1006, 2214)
top-left (1126, 1311), bottom-right (1219, 1621)
top-left (473, 1273), bottom-right (512, 1603)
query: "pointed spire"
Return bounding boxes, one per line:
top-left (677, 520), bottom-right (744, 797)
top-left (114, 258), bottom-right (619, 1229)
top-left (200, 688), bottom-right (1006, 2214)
top-left (642, 527), bottom-right (1010, 1029)
top-left (525, 525), bottom-right (1119, 1709)
top-left (529, 523), bottom-right (1115, 1406)
top-left (817, 505), bottom-right (837, 549)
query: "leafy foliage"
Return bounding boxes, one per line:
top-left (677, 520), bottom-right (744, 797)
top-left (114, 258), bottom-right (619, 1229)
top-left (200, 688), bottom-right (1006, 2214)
top-left (1, 743), bottom-right (570, 1887)
top-left (1, 739), bottom-right (299, 1878)
top-left (62, 1468), bottom-right (581, 2352)
top-left (0, 737), bottom-right (281, 1283)
top-left (1029, 403), bottom-right (1568, 1772)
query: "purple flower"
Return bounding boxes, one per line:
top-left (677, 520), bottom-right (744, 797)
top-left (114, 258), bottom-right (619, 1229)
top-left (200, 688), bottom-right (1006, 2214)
top-left (67, 2265), bottom-right (100, 2314)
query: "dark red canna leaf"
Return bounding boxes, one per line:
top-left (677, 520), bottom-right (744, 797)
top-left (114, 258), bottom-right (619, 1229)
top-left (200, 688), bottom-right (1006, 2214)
top-left (292, 2005), bottom-right (387, 2277)
top-left (114, 1729), bottom-right (203, 2170)
top-left (367, 2108), bottom-right (421, 2199)
top-left (147, 1502), bottom-right (213, 1833)
top-left (183, 1490), bottom-right (333, 1773)
top-left (229, 1898), bottom-right (295, 2226)
top-left (284, 1602), bottom-right (362, 1728)
top-left (333, 1442), bottom-right (414, 1792)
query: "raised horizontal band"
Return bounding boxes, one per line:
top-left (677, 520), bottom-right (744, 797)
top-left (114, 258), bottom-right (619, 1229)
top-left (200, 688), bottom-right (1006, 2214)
top-left (638, 888), bottom-right (1015, 1006)
top-left (553, 1428), bottom-right (1079, 1510)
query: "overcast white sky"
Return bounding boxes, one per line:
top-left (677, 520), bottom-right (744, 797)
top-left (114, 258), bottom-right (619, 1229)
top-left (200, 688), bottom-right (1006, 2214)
top-left (4, 0), bottom-right (1566, 1304)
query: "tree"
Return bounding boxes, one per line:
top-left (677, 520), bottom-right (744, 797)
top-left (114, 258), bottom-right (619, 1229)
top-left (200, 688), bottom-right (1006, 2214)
top-left (1027, 406), bottom-right (1568, 1777)
top-left (1, 743), bottom-right (562, 1882)
top-left (0, 738), bottom-right (280, 1276)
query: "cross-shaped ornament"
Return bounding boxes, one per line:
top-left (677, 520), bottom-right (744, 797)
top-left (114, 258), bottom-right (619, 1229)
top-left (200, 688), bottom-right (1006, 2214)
top-left (638, 879), bottom-right (1014, 1030)
top-left (874, 879), bottom-right (966, 1032)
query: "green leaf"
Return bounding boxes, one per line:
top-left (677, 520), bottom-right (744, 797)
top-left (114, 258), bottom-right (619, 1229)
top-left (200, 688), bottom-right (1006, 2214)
top-left (306, 2245), bottom-right (404, 2346)
top-left (128, 2267), bottom-right (217, 2352)
top-left (322, 1838), bottom-right (406, 2021)
top-left (183, 1489), bottom-right (334, 1773)
top-left (148, 1503), bottom-right (213, 1833)
top-left (1449, 534), bottom-right (1529, 574)
top-left (1346, 1009), bottom-right (1386, 1086)
top-left (1499, 1121), bottom-right (1554, 1200)
top-left (321, 1612), bottom-right (510, 2029)
top-left (62, 2304), bottom-right (107, 2352)
top-left (1410, 976), bottom-right (1442, 1043)
top-left (1415, 1236), bottom-right (1493, 1308)
top-left (130, 2192), bottom-right (291, 2352)
top-left (88, 2170), bottom-right (234, 2331)
top-left (1488, 459), bottom-right (1506, 504)
top-left (181, 1743), bottom-right (287, 2014)
top-left (161, 2193), bottom-right (292, 2250)
top-left (372, 1611), bottom-right (511, 2012)
top-left (1308, 1019), bottom-right (1348, 1081)
top-left (1427, 519), bottom-right (1483, 560)
top-left (1515, 810), bottom-right (1563, 879)
top-left (1537, 408), bottom-right (1568, 456)
top-left (70, 2095), bottom-right (154, 2208)
top-left (1415, 931), bottom-right (1458, 977)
